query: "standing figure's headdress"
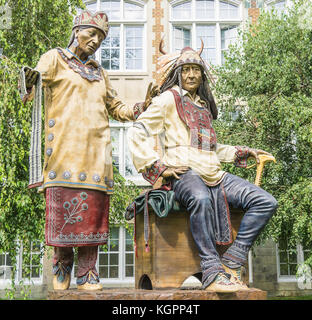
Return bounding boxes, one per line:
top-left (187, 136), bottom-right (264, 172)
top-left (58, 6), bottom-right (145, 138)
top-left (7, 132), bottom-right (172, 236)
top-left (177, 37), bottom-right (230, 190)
top-left (73, 10), bottom-right (110, 38)
top-left (157, 39), bottom-right (218, 119)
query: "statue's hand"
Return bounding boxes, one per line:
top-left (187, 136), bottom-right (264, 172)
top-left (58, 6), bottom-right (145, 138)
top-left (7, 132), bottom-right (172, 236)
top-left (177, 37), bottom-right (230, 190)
top-left (24, 67), bottom-right (39, 89)
top-left (161, 166), bottom-right (189, 180)
top-left (249, 148), bottom-right (272, 165)
top-left (143, 82), bottom-right (160, 111)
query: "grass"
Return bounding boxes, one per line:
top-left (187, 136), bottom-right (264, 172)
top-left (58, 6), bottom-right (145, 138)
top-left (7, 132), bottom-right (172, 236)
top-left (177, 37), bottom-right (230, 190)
top-left (269, 295), bottom-right (312, 300)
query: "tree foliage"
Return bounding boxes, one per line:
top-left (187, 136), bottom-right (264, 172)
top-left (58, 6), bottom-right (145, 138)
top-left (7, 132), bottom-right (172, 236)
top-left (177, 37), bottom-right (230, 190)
top-left (213, 0), bottom-right (312, 261)
top-left (0, 0), bottom-right (140, 294)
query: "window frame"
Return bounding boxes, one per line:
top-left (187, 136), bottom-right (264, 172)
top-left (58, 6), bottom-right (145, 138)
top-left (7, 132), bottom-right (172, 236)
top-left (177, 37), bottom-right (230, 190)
top-left (110, 121), bottom-right (151, 186)
top-left (71, 226), bottom-right (135, 285)
top-left (0, 241), bottom-right (44, 288)
top-left (83, 0), bottom-right (147, 73)
top-left (276, 242), bottom-right (307, 283)
top-left (169, 0), bottom-right (243, 65)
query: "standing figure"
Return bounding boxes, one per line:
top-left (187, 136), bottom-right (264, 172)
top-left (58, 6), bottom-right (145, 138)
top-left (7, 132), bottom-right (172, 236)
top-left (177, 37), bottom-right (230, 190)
top-left (127, 42), bottom-right (278, 292)
top-left (19, 10), bottom-right (153, 291)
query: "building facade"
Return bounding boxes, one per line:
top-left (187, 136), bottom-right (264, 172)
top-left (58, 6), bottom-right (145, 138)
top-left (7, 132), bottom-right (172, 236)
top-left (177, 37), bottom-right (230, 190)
top-left (1, 0), bottom-right (311, 298)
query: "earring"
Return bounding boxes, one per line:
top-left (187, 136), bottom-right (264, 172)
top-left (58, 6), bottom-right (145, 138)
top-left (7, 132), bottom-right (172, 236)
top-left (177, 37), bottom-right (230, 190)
top-left (73, 37), bottom-right (79, 48)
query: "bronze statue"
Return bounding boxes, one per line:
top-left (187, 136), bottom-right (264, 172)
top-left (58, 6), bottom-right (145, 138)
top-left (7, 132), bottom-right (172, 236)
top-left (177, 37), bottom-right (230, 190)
top-left (127, 42), bottom-right (278, 292)
top-left (19, 10), bottom-right (155, 291)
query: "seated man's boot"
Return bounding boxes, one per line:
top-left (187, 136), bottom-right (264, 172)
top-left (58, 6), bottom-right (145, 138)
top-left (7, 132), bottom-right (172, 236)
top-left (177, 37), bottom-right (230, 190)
top-left (77, 270), bottom-right (103, 291)
top-left (222, 264), bottom-right (249, 290)
top-left (52, 262), bottom-right (72, 290)
top-left (205, 273), bottom-right (240, 293)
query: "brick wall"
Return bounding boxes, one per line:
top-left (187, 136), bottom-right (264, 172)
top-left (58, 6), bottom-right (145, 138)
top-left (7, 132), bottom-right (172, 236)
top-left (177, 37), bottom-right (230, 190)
top-left (152, 0), bottom-right (164, 85)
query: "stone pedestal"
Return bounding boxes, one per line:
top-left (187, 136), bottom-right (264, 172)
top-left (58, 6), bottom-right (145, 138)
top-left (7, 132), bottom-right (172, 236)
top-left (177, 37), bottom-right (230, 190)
top-left (48, 288), bottom-right (267, 300)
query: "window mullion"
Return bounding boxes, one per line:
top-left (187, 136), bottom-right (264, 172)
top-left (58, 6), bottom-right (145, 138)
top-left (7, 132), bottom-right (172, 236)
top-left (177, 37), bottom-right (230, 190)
top-left (120, 24), bottom-right (125, 71)
top-left (192, 22), bottom-right (195, 49)
top-left (216, 0), bottom-right (220, 20)
top-left (119, 127), bottom-right (125, 176)
top-left (216, 22), bottom-right (221, 65)
top-left (18, 241), bottom-right (23, 282)
top-left (119, 227), bottom-right (125, 280)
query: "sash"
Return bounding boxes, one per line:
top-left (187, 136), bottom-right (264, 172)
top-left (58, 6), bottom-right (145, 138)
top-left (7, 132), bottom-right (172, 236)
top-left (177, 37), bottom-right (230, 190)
top-left (19, 67), bottom-right (43, 189)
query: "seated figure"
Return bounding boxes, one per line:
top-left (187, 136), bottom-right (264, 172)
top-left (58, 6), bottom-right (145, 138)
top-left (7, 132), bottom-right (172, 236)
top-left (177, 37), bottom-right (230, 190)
top-left (127, 42), bottom-right (278, 292)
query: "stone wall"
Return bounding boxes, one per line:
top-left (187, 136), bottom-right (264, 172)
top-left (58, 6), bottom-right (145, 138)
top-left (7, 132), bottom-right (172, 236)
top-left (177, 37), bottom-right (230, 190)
top-left (251, 240), bottom-right (312, 298)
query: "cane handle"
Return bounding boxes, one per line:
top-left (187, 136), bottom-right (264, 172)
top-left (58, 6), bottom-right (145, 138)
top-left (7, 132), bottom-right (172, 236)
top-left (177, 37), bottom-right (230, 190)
top-left (254, 154), bottom-right (276, 186)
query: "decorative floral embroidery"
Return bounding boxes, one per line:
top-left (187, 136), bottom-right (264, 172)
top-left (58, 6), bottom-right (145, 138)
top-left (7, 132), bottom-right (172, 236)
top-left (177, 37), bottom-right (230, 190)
top-left (57, 48), bottom-right (102, 82)
top-left (133, 102), bottom-right (145, 120)
top-left (234, 146), bottom-right (250, 168)
top-left (61, 192), bottom-right (89, 232)
top-left (142, 160), bottom-right (167, 185)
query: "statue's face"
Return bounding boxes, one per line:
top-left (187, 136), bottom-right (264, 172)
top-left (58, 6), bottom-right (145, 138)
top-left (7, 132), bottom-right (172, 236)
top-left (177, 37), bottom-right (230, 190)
top-left (75, 27), bottom-right (105, 57)
top-left (181, 64), bottom-right (202, 95)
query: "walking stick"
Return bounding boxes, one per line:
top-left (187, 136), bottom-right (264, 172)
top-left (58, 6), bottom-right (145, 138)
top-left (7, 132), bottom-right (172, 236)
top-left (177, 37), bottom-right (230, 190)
top-left (247, 154), bottom-right (276, 186)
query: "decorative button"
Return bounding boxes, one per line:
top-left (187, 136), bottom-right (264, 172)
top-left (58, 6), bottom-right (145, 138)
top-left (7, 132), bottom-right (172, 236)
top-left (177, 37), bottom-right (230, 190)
top-left (48, 171), bottom-right (57, 180)
top-left (93, 174), bottom-right (101, 183)
top-left (48, 133), bottom-right (54, 142)
top-left (48, 119), bottom-right (55, 128)
top-left (79, 172), bottom-right (87, 181)
top-left (46, 148), bottom-right (53, 156)
top-left (63, 171), bottom-right (71, 180)
top-left (105, 176), bottom-right (114, 188)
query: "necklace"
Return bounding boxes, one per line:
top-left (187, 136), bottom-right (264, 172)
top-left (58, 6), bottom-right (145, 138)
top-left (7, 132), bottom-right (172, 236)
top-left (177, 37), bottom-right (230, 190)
top-left (66, 48), bottom-right (89, 65)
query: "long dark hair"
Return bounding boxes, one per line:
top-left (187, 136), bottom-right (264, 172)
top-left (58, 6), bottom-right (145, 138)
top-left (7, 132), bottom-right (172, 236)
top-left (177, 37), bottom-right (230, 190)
top-left (159, 66), bottom-right (218, 119)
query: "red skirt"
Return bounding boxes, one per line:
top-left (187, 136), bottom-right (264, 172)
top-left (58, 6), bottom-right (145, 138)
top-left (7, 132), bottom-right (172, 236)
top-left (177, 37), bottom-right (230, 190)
top-left (45, 187), bottom-right (109, 247)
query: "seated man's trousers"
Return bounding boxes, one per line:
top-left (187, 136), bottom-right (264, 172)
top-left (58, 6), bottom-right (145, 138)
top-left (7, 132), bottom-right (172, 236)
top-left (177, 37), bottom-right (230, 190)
top-left (172, 170), bottom-right (278, 288)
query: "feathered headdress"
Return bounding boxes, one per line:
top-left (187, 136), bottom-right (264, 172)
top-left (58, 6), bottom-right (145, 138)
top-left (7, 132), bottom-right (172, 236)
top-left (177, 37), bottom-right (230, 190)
top-left (156, 38), bottom-right (215, 87)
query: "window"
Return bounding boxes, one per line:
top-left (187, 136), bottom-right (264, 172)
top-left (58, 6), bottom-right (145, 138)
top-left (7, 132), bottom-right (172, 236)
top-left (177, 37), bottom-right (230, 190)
top-left (83, 0), bottom-right (146, 71)
top-left (170, 0), bottom-right (242, 65)
top-left (276, 239), bottom-right (311, 282)
top-left (0, 241), bottom-right (43, 287)
top-left (72, 226), bottom-right (135, 283)
top-left (110, 120), bottom-right (151, 185)
top-left (265, 0), bottom-right (290, 15)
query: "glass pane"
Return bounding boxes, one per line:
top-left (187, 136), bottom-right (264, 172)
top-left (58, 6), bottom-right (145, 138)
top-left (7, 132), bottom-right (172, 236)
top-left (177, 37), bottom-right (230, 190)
top-left (280, 263), bottom-right (288, 275)
top-left (99, 253), bottom-right (108, 265)
top-left (288, 251), bottom-right (297, 263)
top-left (219, 1), bottom-right (239, 19)
top-left (101, 0), bottom-right (121, 20)
top-left (110, 253), bottom-right (119, 265)
top-left (110, 226), bottom-right (119, 239)
top-left (101, 26), bottom-right (120, 70)
top-left (124, 1), bottom-right (144, 20)
top-left (109, 239), bottom-right (119, 251)
top-left (126, 253), bottom-right (134, 264)
top-left (173, 26), bottom-right (191, 52)
top-left (85, 1), bottom-right (97, 12)
top-left (196, 0), bottom-right (215, 19)
top-left (268, 0), bottom-right (286, 14)
top-left (110, 128), bottom-right (119, 168)
top-left (126, 239), bottom-right (134, 251)
top-left (125, 26), bottom-right (143, 70)
top-left (289, 263), bottom-right (297, 275)
top-left (110, 266), bottom-right (119, 278)
top-left (172, 1), bottom-right (192, 20)
top-left (99, 266), bottom-right (108, 278)
top-left (279, 250), bottom-right (287, 263)
top-left (221, 25), bottom-right (238, 64)
top-left (125, 265), bottom-right (134, 277)
top-left (196, 25), bottom-right (216, 65)
top-left (31, 268), bottom-right (40, 278)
